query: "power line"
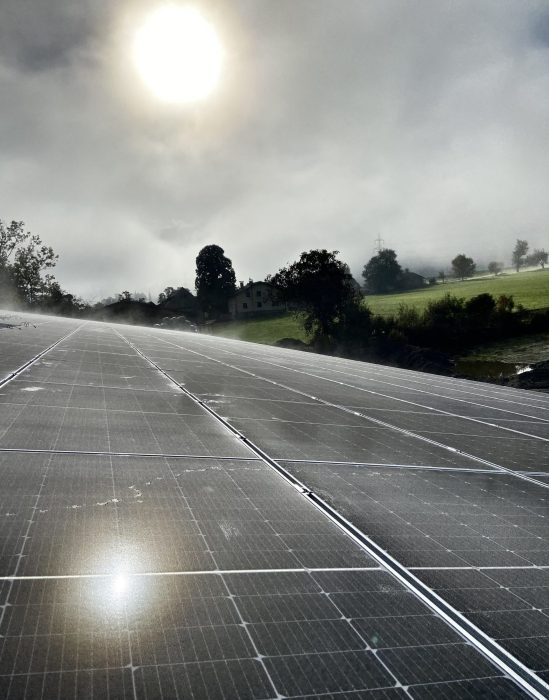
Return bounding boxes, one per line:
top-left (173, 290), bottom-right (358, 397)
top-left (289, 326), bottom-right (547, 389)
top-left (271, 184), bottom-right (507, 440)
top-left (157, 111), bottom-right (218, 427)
top-left (373, 236), bottom-right (385, 253)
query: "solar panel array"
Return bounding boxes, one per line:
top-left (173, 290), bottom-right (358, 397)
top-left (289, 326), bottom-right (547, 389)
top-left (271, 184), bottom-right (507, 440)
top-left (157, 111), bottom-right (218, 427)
top-left (0, 311), bottom-right (547, 698)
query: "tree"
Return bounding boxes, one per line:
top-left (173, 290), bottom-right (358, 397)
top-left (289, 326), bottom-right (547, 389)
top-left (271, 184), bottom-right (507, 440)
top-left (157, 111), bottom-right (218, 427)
top-left (451, 254), bottom-right (476, 280)
top-left (157, 286), bottom-right (176, 304)
top-left (464, 292), bottom-right (496, 319)
top-left (269, 249), bottom-right (360, 338)
top-left (438, 270), bottom-right (446, 284)
top-left (512, 239), bottom-right (529, 272)
top-left (42, 277), bottom-right (88, 316)
top-left (195, 244), bottom-right (236, 317)
top-left (526, 249), bottom-right (548, 269)
top-left (487, 261), bottom-right (503, 276)
top-left (0, 219), bottom-right (58, 305)
top-left (362, 249), bottom-right (402, 293)
top-left (158, 286), bottom-right (200, 318)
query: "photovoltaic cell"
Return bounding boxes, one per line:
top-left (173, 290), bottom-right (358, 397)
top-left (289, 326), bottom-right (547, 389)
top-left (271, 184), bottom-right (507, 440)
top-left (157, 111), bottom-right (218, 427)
top-left (0, 313), bottom-right (542, 697)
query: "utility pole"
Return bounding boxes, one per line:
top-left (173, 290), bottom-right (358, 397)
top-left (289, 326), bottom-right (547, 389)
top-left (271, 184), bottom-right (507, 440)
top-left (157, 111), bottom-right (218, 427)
top-left (373, 236), bottom-right (385, 254)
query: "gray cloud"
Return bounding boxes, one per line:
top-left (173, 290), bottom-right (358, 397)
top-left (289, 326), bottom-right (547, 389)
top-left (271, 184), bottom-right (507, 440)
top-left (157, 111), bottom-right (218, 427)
top-left (0, 0), bottom-right (109, 71)
top-left (1, 0), bottom-right (549, 299)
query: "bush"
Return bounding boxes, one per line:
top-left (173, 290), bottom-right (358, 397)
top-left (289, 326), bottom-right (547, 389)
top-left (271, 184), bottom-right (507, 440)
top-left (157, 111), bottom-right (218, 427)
top-left (290, 284), bottom-right (545, 369)
top-left (333, 301), bottom-right (373, 353)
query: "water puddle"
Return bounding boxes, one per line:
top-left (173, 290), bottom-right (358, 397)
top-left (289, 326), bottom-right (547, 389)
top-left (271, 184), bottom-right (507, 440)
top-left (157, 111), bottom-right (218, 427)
top-left (455, 359), bottom-right (531, 380)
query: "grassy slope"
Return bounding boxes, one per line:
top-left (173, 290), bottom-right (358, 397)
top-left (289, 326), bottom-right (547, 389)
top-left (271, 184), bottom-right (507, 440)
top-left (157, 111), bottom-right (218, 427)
top-left (365, 269), bottom-right (549, 316)
top-left (210, 269), bottom-right (549, 346)
top-left (209, 314), bottom-right (307, 344)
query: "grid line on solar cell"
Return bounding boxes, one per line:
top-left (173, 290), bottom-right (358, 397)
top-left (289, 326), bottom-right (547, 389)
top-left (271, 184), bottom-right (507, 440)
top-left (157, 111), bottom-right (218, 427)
top-left (306, 358), bottom-right (549, 416)
top-left (113, 334), bottom-right (512, 696)
top-left (0, 447), bottom-right (262, 461)
top-left (173, 331), bottom-right (549, 410)
top-left (113, 330), bottom-right (540, 700)
top-left (281, 463), bottom-right (549, 569)
top-left (145, 335), bottom-right (549, 483)
top-left (0, 568), bottom-right (384, 583)
top-left (140, 434), bottom-right (288, 697)
top-left (0, 448), bottom-right (384, 576)
top-left (298, 363), bottom-right (548, 426)
top-left (280, 459), bottom-right (500, 473)
top-left (156, 334), bottom-right (549, 431)
top-left (100, 371), bottom-right (392, 696)
top-left (0, 325), bottom-right (86, 389)
top-left (0, 318), bottom-right (539, 698)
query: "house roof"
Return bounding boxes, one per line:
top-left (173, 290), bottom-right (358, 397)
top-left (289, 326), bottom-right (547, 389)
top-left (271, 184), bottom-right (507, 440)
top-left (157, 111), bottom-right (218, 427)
top-left (229, 280), bottom-right (277, 298)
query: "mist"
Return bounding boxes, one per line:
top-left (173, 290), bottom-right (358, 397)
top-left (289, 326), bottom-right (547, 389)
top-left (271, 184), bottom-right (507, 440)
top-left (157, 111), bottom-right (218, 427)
top-left (1, 0), bottom-right (549, 299)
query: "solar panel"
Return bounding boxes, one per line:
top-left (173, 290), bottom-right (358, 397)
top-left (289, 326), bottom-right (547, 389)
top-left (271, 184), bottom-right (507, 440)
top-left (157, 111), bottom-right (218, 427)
top-left (0, 311), bottom-right (547, 697)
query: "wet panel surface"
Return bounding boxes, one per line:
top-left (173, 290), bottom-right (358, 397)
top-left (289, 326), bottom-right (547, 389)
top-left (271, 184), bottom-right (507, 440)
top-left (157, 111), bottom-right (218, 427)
top-left (281, 462), bottom-right (549, 569)
top-left (0, 315), bottom-right (543, 697)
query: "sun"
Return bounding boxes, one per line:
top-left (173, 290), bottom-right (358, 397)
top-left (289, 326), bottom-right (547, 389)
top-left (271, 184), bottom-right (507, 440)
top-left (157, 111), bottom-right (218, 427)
top-left (133, 5), bottom-right (223, 103)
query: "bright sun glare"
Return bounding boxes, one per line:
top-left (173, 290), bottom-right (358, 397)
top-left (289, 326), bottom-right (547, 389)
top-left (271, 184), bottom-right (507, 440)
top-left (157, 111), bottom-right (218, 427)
top-left (133, 5), bottom-right (223, 103)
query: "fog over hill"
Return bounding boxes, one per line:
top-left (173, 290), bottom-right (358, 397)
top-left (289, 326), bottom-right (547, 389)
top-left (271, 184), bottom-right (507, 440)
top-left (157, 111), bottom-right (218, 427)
top-left (2, 0), bottom-right (549, 299)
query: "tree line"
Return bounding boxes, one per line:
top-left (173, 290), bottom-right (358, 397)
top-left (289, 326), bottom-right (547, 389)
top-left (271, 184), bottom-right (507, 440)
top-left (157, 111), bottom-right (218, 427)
top-left (2, 216), bottom-right (548, 375)
top-left (2, 215), bottom-right (547, 316)
top-left (266, 248), bottom-right (549, 373)
top-left (448, 239), bottom-right (548, 282)
top-left (0, 219), bottom-right (87, 315)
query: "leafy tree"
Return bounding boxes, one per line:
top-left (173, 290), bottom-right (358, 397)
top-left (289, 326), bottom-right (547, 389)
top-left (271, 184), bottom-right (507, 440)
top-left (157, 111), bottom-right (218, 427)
top-left (0, 219), bottom-right (58, 305)
top-left (362, 249), bottom-right (402, 293)
top-left (195, 244), bottom-right (236, 317)
top-left (394, 304), bottom-right (421, 334)
top-left (487, 261), bottom-right (503, 276)
top-left (157, 286), bottom-right (176, 304)
top-left (42, 277), bottom-right (88, 316)
top-left (158, 286), bottom-right (199, 318)
top-left (451, 254), bottom-right (476, 280)
top-left (526, 249), bottom-right (548, 269)
top-left (332, 297), bottom-right (373, 352)
top-left (269, 249), bottom-right (360, 339)
top-left (512, 239), bottom-right (529, 272)
top-left (420, 294), bottom-right (467, 345)
top-left (438, 270), bottom-right (446, 284)
top-left (118, 291), bottom-right (132, 302)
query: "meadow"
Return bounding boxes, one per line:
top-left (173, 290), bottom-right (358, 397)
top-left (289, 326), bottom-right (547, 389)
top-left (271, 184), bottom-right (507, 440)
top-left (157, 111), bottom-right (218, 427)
top-left (365, 268), bottom-right (549, 316)
top-left (209, 313), bottom-right (307, 344)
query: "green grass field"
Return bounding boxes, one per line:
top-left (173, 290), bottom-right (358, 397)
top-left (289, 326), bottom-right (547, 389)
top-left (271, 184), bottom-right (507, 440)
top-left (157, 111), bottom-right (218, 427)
top-left (209, 314), bottom-right (307, 344)
top-left (365, 269), bottom-right (549, 316)
top-left (210, 269), bottom-right (549, 346)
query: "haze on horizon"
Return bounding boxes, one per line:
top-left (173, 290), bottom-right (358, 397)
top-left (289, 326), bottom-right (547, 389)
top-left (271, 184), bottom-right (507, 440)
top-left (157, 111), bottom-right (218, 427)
top-left (1, 0), bottom-right (549, 301)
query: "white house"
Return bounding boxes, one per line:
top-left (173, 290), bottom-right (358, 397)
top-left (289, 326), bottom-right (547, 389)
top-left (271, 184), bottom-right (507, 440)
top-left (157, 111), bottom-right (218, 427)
top-left (228, 281), bottom-right (284, 319)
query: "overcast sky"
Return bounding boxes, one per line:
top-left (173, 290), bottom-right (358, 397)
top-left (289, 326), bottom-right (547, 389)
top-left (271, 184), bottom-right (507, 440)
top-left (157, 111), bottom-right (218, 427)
top-left (2, 0), bottom-right (549, 300)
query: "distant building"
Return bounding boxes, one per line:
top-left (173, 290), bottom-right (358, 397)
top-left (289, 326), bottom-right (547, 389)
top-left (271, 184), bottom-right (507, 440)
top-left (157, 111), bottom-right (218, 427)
top-left (398, 269), bottom-right (427, 291)
top-left (228, 280), bottom-right (285, 319)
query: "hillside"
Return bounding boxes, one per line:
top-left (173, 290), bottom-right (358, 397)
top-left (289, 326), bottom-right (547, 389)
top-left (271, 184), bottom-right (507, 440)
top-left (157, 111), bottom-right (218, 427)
top-left (210, 269), bottom-right (549, 345)
top-left (365, 269), bottom-right (549, 316)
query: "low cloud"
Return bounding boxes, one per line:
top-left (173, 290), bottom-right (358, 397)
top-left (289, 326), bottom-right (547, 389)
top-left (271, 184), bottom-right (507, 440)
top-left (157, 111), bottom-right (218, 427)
top-left (1, 0), bottom-right (549, 299)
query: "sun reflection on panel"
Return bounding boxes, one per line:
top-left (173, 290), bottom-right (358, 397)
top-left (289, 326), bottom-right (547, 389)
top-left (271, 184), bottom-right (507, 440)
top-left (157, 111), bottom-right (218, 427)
top-left (112, 574), bottom-right (129, 596)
